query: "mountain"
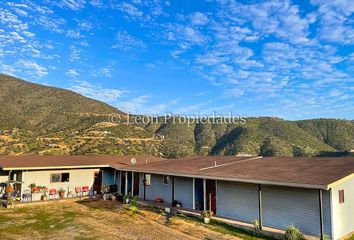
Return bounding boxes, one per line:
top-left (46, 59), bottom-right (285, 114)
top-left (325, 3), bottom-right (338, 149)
top-left (0, 74), bottom-right (123, 131)
top-left (0, 74), bottom-right (353, 157)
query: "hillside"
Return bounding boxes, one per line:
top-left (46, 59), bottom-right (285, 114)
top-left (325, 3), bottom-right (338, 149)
top-left (0, 74), bottom-right (353, 157)
top-left (0, 74), bottom-right (123, 131)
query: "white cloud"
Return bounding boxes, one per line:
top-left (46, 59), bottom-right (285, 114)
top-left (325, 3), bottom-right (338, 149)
top-left (66, 69), bottom-right (80, 77)
top-left (190, 12), bottom-right (208, 25)
top-left (69, 45), bottom-right (80, 62)
top-left (70, 80), bottom-right (125, 103)
top-left (112, 31), bottom-right (145, 50)
top-left (59, 0), bottom-right (86, 11)
top-left (311, 0), bottom-right (354, 44)
top-left (117, 2), bottom-right (143, 18)
top-left (16, 60), bottom-right (48, 78)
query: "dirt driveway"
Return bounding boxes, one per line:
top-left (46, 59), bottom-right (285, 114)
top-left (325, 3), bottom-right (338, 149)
top-left (0, 198), bottom-right (247, 240)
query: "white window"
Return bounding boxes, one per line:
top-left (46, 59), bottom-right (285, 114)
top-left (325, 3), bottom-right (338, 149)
top-left (163, 175), bottom-right (170, 185)
top-left (144, 174), bottom-right (151, 186)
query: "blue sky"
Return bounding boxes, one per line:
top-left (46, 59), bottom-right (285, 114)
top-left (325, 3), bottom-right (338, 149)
top-left (0, 0), bottom-right (353, 120)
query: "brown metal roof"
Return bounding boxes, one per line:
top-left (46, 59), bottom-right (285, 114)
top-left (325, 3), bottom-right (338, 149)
top-left (0, 155), bottom-right (164, 170)
top-left (115, 156), bottom-right (354, 188)
top-left (1, 155), bottom-right (354, 188)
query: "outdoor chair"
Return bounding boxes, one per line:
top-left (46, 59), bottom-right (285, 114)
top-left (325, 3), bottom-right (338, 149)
top-left (22, 190), bottom-right (32, 202)
top-left (75, 187), bottom-right (82, 197)
top-left (82, 186), bottom-right (90, 196)
top-left (49, 189), bottom-right (58, 199)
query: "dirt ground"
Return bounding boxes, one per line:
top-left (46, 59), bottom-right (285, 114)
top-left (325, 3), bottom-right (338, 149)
top-left (0, 198), bottom-right (249, 240)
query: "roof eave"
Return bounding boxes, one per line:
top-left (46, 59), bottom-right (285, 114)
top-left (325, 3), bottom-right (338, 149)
top-left (110, 166), bottom-right (329, 190)
top-left (2, 165), bottom-right (111, 171)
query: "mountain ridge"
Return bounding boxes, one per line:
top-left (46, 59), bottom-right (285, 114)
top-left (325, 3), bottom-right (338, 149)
top-left (0, 74), bottom-right (353, 157)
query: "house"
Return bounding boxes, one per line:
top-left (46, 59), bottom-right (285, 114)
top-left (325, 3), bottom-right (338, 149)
top-left (0, 155), bottom-right (353, 240)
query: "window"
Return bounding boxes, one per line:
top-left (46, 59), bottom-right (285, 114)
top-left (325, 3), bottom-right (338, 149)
top-left (61, 173), bottom-right (70, 182)
top-left (144, 174), bottom-right (151, 186)
top-left (50, 174), bottom-right (61, 183)
top-left (339, 189), bottom-right (345, 204)
top-left (163, 175), bottom-right (170, 185)
top-left (50, 173), bottom-right (70, 183)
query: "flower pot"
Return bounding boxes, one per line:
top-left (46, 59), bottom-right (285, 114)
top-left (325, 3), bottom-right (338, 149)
top-left (204, 217), bottom-right (211, 224)
top-left (59, 192), bottom-right (65, 198)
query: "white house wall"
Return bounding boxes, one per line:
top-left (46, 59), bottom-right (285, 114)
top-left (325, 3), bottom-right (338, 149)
top-left (331, 176), bottom-right (354, 240)
top-left (22, 168), bottom-right (100, 201)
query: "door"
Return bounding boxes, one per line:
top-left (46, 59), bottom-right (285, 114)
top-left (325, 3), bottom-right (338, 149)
top-left (206, 179), bottom-right (217, 214)
top-left (93, 171), bottom-right (102, 194)
top-left (133, 172), bottom-right (140, 196)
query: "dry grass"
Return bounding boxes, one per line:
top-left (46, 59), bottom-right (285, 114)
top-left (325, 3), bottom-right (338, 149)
top-left (0, 198), bottom-right (250, 240)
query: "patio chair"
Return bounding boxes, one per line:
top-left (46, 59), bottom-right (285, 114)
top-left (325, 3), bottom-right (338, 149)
top-left (75, 187), bottom-right (82, 197)
top-left (82, 186), bottom-right (90, 196)
top-left (49, 189), bottom-right (58, 199)
top-left (22, 190), bottom-right (32, 202)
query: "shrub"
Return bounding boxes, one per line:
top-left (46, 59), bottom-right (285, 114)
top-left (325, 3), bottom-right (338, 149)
top-left (284, 225), bottom-right (305, 240)
top-left (252, 219), bottom-right (261, 235)
top-left (129, 205), bottom-right (139, 214)
top-left (201, 210), bottom-right (213, 218)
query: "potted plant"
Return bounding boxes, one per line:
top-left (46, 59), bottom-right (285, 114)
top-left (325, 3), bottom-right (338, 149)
top-left (123, 194), bottom-right (132, 204)
top-left (29, 183), bottom-right (37, 193)
top-left (202, 210), bottom-right (213, 224)
top-left (172, 200), bottom-right (182, 208)
top-left (58, 187), bottom-right (66, 199)
top-left (41, 193), bottom-right (48, 201)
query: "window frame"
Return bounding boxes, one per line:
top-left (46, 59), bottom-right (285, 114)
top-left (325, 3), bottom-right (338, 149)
top-left (50, 173), bottom-right (70, 183)
top-left (163, 175), bottom-right (171, 185)
top-left (144, 174), bottom-right (151, 187)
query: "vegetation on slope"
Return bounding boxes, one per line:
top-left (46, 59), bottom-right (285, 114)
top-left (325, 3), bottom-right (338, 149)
top-left (0, 74), bottom-right (353, 157)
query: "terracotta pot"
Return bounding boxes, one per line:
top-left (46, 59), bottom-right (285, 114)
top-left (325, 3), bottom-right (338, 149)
top-left (59, 192), bottom-right (65, 198)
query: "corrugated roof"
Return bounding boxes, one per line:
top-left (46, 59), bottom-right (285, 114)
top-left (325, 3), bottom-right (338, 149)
top-left (1, 155), bottom-right (354, 188)
top-left (114, 156), bottom-right (354, 189)
top-left (0, 155), bottom-right (164, 170)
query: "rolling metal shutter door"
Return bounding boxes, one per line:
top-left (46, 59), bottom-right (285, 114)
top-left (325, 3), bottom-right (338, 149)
top-left (263, 186), bottom-right (332, 237)
top-left (216, 181), bottom-right (259, 223)
top-left (174, 177), bottom-right (193, 209)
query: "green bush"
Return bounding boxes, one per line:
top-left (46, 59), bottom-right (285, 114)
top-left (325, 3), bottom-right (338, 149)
top-left (251, 219), bottom-right (260, 235)
top-left (284, 225), bottom-right (305, 240)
